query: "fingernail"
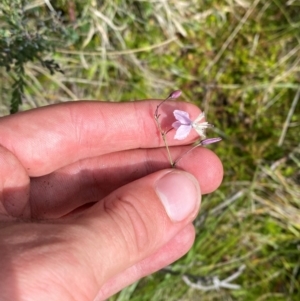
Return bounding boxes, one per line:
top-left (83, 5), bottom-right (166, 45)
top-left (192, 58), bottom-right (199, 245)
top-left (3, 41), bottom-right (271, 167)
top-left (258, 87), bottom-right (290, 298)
top-left (155, 171), bottom-right (201, 222)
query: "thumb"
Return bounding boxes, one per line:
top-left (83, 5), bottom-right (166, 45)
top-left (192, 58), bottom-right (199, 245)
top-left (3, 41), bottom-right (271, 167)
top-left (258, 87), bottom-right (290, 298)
top-left (78, 169), bottom-right (201, 296)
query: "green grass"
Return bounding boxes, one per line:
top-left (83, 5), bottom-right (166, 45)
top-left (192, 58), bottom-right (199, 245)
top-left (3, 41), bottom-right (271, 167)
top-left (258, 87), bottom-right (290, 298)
top-left (1, 0), bottom-right (300, 300)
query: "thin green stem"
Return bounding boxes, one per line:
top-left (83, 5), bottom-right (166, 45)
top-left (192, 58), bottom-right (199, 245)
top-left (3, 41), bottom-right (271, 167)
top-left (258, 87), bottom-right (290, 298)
top-left (154, 112), bottom-right (173, 166)
top-left (173, 143), bottom-right (201, 167)
top-left (154, 91), bottom-right (182, 167)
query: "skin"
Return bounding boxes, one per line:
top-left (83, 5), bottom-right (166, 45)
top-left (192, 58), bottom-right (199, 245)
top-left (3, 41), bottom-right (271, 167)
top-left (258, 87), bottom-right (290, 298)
top-left (0, 100), bottom-right (223, 301)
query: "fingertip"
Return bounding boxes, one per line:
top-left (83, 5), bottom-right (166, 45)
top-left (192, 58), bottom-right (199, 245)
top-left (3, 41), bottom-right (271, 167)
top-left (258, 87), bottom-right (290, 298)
top-left (0, 145), bottom-right (30, 217)
top-left (155, 170), bottom-right (201, 222)
top-left (174, 147), bottom-right (223, 194)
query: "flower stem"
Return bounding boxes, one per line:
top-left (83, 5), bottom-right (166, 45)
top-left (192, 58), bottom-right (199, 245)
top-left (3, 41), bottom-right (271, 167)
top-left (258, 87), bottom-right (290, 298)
top-left (154, 90), bottom-right (182, 167)
top-left (173, 143), bottom-right (200, 166)
top-left (173, 137), bottom-right (222, 166)
top-left (154, 108), bottom-right (173, 166)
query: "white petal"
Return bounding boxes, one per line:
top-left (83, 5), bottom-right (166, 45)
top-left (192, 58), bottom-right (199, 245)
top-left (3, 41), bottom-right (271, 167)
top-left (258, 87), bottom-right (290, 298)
top-left (193, 125), bottom-right (207, 139)
top-left (193, 112), bottom-right (205, 123)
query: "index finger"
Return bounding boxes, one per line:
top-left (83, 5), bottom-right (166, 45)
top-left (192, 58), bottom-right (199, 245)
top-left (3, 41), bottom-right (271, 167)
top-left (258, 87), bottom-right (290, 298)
top-left (0, 100), bottom-right (202, 176)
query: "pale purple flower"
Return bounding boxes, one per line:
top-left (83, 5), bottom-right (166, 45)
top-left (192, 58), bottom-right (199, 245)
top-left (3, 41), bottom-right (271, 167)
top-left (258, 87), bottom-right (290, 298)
top-left (172, 110), bottom-right (213, 140)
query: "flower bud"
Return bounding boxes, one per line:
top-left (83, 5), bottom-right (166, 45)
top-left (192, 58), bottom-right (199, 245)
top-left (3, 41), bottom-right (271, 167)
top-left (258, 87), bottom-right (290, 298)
top-left (200, 137), bottom-right (222, 145)
top-left (168, 90), bottom-right (182, 99)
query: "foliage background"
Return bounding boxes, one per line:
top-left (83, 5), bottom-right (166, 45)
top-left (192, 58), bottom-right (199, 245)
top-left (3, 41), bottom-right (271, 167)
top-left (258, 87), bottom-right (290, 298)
top-left (1, 0), bottom-right (300, 300)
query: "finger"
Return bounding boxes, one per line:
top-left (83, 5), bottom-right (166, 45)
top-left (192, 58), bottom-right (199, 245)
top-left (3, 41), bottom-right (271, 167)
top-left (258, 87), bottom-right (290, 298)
top-left (73, 169), bottom-right (201, 301)
top-left (29, 147), bottom-right (223, 219)
top-left (0, 145), bottom-right (30, 218)
top-left (0, 101), bottom-right (201, 177)
top-left (95, 224), bottom-right (195, 301)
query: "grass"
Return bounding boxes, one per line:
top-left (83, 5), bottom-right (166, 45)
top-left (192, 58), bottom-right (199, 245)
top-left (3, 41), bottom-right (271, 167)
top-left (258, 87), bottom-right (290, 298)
top-left (1, 0), bottom-right (300, 300)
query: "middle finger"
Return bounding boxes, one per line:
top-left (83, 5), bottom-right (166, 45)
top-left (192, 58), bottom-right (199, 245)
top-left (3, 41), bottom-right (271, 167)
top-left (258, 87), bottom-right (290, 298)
top-left (29, 146), bottom-right (223, 218)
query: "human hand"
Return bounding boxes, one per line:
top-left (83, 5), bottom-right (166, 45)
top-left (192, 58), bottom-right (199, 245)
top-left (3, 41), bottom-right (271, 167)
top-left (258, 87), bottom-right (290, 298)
top-left (0, 99), bottom-right (223, 300)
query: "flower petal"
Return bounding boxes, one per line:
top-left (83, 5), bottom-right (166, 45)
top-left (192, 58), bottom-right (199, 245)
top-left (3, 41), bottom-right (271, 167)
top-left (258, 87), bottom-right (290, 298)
top-left (193, 125), bottom-right (207, 139)
top-left (174, 125), bottom-right (192, 140)
top-left (172, 121), bottom-right (182, 129)
top-left (173, 110), bottom-right (192, 125)
top-left (193, 112), bottom-right (205, 123)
